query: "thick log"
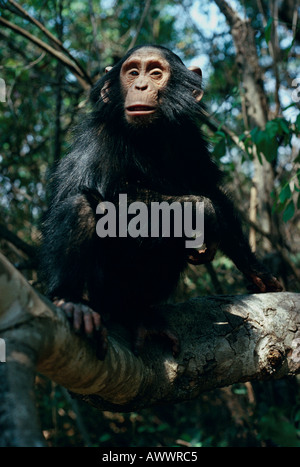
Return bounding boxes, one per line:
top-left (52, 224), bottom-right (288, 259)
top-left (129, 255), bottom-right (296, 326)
top-left (0, 252), bottom-right (299, 445)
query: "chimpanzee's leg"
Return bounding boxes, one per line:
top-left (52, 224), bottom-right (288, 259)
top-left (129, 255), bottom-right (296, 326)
top-left (125, 191), bottom-right (221, 355)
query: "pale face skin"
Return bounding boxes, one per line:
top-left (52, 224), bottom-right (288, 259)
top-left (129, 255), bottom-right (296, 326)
top-left (120, 47), bottom-right (171, 124)
top-left (101, 47), bottom-right (203, 126)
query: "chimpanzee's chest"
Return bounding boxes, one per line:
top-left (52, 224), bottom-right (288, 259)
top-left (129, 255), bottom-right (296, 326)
top-left (99, 235), bottom-right (187, 307)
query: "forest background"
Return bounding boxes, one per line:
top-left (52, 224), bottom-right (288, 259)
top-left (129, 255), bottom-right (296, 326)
top-left (0, 0), bottom-right (299, 447)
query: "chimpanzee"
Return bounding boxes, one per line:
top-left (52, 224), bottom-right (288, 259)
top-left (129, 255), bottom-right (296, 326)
top-left (40, 45), bottom-right (282, 358)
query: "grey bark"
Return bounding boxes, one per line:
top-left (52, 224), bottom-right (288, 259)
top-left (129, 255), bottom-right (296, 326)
top-left (0, 252), bottom-right (299, 446)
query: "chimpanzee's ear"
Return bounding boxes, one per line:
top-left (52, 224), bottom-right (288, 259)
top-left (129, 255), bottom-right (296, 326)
top-left (100, 81), bottom-right (110, 103)
top-left (188, 66), bottom-right (204, 102)
top-left (100, 67), bottom-right (113, 103)
top-left (188, 66), bottom-right (202, 78)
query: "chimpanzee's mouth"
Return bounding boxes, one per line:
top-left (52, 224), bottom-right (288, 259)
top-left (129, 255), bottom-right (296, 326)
top-left (126, 105), bottom-right (156, 115)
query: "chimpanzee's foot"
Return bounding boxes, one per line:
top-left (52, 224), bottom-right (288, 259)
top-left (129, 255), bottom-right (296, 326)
top-left (53, 299), bottom-right (108, 360)
top-left (246, 271), bottom-right (283, 293)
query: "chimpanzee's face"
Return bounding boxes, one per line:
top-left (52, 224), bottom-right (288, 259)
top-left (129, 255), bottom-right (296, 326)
top-left (120, 47), bottom-right (171, 126)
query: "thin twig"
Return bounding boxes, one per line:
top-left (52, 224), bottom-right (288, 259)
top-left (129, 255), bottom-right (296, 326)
top-left (6, 0), bottom-right (92, 85)
top-left (127, 0), bottom-right (152, 50)
top-left (0, 16), bottom-right (91, 89)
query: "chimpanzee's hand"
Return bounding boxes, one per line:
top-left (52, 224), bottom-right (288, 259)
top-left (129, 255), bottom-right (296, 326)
top-left (246, 271), bottom-right (283, 293)
top-left (53, 299), bottom-right (108, 360)
top-left (186, 241), bottom-right (218, 265)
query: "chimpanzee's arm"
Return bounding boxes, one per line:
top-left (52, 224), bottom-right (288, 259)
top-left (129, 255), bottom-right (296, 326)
top-left (211, 188), bottom-right (282, 292)
top-left (40, 193), bottom-right (97, 301)
top-left (40, 192), bottom-right (108, 358)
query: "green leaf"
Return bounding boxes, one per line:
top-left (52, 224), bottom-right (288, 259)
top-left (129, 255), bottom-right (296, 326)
top-left (250, 126), bottom-right (278, 162)
top-left (282, 38), bottom-right (295, 60)
top-left (215, 130), bottom-right (226, 138)
top-left (250, 126), bottom-right (261, 143)
top-left (262, 137), bottom-right (278, 162)
top-left (265, 120), bottom-right (280, 138)
top-left (283, 200), bottom-right (295, 222)
top-left (296, 113), bottom-right (300, 132)
top-left (279, 184), bottom-right (291, 203)
top-left (278, 118), bottom-right (290, 135)
top-left (256, 149), bottom-right (263, 165)
top-left (264, 17), bottom-right (273, 44)
top-left (99, 433), bottom-right (111, 442)
top-left (213, 138), bottom-right (226, 158)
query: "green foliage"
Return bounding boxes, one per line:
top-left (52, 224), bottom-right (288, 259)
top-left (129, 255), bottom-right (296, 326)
top-left (233, 116), bottom-right (300, 223)
top-left (258, 407), bottom-right (300, 447)
top-left (272, 170), bottom-right (300, 223)
top-left (264, 17), bottom-right (273, 44)
top-left (249, 118), bottom-right (292, 163)
top-left (212, 131), bottom-right (227, 158)
top-left (35, 377), bottom-right (300, 447)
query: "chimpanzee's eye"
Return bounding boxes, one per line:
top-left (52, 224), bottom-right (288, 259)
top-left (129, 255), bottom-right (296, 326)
top-left (129, 70), bottom-right (139, 76)
top-left (151, 70), bottom-right (162, 77)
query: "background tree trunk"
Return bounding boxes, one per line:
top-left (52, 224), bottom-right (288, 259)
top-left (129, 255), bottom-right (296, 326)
top-left (214, 0), bottom-right (282, 251)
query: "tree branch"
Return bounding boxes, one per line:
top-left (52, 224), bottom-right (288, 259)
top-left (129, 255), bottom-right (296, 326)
top-left (0, 224), bottom-right (36, 260)
top-left (213, 0), bottom-right (241, 27)
top-left (0, 16), bottom-right (91, 90)
top-left (0, 251), bottom-right (299, 445)
top-left (6, 0), bottom-right (63, 47)
top-left (203, 110), bottom-right (248, 153)
top-left (127, 0), bottom-right (152, 51)
top-left (4, 0), bottom-right (92, 86)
